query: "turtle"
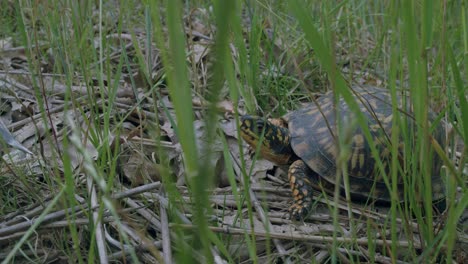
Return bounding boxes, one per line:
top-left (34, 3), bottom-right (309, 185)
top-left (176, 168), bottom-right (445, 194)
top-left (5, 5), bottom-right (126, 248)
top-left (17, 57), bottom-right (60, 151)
top-left (240, 86), bottom-right (446, 220)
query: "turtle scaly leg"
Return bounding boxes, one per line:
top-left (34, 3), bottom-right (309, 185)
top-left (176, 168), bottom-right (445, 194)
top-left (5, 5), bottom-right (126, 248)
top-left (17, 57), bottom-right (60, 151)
top-left (288, 159), bottom-right (317, 220)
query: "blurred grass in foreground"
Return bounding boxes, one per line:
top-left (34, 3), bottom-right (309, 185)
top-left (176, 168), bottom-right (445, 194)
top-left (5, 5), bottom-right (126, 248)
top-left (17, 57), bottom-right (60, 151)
top-left (0, 0), bottom-right (466, 263)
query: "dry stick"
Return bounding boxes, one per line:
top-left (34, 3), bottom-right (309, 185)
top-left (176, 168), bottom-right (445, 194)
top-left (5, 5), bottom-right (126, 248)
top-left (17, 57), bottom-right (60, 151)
top-left (334, 245), bottom-right (352, 264)
top-left (124, 197), bottom-right (163, 230)
top-left (2, 221), bottom-right (120, 248)
top-left (125, 195), bottom-right (223, 263)
top-left (123, 198), bottom-right (164, 241)
top-left (314, 250), bottom-right (330, 263)
top-left (2, 183), bottom-right (408, 261)
top-left (107, 242), bottom-right (163, 262)
top-left (41, 217), bottom-right (114, 228)
top-left (140, 192), bottom-right (226, 263)
top-left (0, 70), bottom-right (64, 77)
top-left (0, 195), bottom-right (55, 227)
top-left (357, 245), bottom-right (409, 264)
top-left (104, 225), bottom-right (133, 251)
top-left (88, 177), bottom-right (108, 264)
top-left (120, 184), bottom-right (224, 263)
top-left (0, 204), bottom-right (85, 237)
top-left (0, 231), bottom-right (27, 246)
top-left (171, 223), bottom-right (421, 249)
top-left (6, 100), bottom-right (72, 131)
top-left (108, 198), bottom-right (164, 261)
top-left (0, 182), bottom-right (161, 239)
top-left (112, 221), bottom-right (163, 263)
top-left (231, 164), bottom-right (420, 231)
top-left (159, 190), bottom-right (232, 264)
top-left (196, 151), bottom-right (429, 256)
top-left (230, 151), bottom-right (288, 256)
top-left (131, 193), bottom-right (203, 260)
top-left (0, 180), bottom-right (226, 261)
top-left (0, 249), bottom-right (61, 262)
top-left (159, 190), bottom-right (172, 264)
top-left (213, 184), bottom-right (415, 229)
top-left (108, 224), bottom-right (164, 264)
top-left (111, 184), bottom-right (167, 262)
top-left (112, 182), bottom-right (162, 199)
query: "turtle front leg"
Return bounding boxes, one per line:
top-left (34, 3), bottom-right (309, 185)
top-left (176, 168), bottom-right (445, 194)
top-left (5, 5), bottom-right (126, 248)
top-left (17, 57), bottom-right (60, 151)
top-left (288, 160), bottom-right (317, 220)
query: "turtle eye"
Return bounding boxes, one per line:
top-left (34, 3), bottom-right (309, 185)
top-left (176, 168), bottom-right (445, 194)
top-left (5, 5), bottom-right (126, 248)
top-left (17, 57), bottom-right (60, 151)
top-left (255, 119), bottom-right (265, 134)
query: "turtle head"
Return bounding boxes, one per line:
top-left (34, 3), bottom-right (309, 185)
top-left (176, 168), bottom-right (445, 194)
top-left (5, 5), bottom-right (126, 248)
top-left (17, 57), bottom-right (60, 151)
top-left (240, 115), bottom-right (294, 165)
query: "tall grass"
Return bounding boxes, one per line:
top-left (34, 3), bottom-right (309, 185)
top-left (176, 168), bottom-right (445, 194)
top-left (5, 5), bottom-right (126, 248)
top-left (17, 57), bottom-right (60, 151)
top-left (0, 0), bottom-right (466, 263)
top-left (288, 0), bottom-right (465, 262)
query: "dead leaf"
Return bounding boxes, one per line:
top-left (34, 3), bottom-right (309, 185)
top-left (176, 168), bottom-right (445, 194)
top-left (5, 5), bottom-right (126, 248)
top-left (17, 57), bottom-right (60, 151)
top-left (191, 43), bottom-right (209, 64)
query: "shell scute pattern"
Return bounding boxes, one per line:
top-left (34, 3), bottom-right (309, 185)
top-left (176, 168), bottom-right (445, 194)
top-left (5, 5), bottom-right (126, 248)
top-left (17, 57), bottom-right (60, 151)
top-left (239, 86), bottom-right (446, 209)
top-left (286, 87), bottom-right (441, 200)
top-left (239, 87), bottom-right (446, 219)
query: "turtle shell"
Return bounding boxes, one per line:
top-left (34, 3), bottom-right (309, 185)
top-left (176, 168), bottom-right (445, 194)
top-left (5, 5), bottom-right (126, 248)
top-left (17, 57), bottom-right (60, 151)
top-left (285, 87), bottom-right (446, 202)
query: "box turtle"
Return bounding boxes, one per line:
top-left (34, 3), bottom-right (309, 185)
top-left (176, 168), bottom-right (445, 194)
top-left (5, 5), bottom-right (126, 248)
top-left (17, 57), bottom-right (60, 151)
top-left (240, 86), bottom-right (446, 220)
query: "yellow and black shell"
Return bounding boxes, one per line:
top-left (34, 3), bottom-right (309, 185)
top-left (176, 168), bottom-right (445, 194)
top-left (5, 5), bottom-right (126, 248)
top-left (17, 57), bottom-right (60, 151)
top-left (283, 87), bottom-right (446, 202)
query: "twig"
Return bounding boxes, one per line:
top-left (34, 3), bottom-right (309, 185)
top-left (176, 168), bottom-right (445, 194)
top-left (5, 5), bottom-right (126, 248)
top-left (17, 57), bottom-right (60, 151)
top-left (159, 189), bottom-right (172, 263)
top-left (88, 176), bottom-right (108, 264)
top-left (171, 223), bottom-right (422, 249)
top-left (229, 151), bottom-right (288, 257)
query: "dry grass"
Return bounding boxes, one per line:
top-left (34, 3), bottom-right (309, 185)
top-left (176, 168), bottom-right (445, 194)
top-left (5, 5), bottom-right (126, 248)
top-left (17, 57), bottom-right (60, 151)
top-left (0, 1), bottom-right (467, 263)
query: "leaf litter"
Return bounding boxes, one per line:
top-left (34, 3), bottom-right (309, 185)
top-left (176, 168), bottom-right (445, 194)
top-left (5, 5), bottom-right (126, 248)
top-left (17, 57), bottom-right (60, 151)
top-left (0, 3), bottom-right (466, 264)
